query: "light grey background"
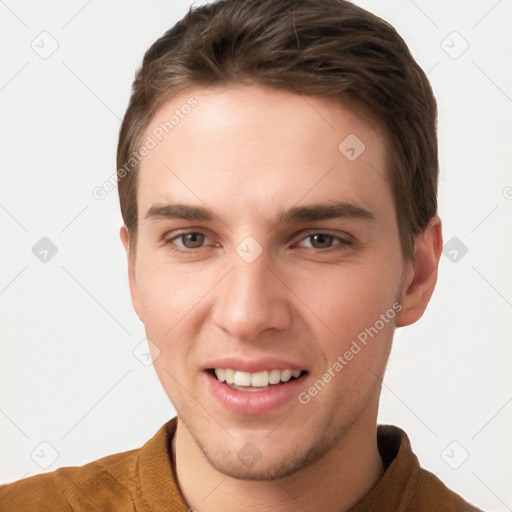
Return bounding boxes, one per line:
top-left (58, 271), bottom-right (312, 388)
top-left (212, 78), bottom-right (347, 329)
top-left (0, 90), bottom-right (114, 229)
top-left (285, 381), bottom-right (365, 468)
top-left (1, 1), bottom-right (511, 510)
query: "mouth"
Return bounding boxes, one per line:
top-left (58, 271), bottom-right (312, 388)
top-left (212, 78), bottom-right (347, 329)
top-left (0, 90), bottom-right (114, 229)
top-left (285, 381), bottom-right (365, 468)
top-left (204, 365), bottom-right (309, 414)
top-left (208, 368), bottom-right (308, 392)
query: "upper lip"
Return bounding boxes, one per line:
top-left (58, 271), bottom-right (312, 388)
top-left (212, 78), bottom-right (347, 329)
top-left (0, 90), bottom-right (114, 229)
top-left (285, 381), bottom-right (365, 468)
top-left (203, 356), bottom-right (308, 373)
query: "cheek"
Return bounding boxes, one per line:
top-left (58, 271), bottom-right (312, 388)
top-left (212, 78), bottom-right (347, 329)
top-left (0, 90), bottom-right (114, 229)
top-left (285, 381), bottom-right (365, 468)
top-left (290, 260), bottom-right (401, 404)
top-left (135, 259), bottom-right (209, 347)
top-left (135, 260), bottom-right (213, 406)
top-left (293, 260), bottom-right (400, 339)
top-left (296, 266), bottom-right (399, 411)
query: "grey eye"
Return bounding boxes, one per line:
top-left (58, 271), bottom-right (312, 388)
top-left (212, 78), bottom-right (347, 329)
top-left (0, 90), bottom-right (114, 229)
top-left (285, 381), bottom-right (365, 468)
top-left (307, 233), bottom-right (335, 249)
top-left (179, 232), bottom-right (206, 248)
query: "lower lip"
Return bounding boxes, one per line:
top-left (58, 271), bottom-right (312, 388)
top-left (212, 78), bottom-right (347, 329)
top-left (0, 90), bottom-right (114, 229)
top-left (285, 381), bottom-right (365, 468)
top-left (205, 371), bottom-right (307, 415)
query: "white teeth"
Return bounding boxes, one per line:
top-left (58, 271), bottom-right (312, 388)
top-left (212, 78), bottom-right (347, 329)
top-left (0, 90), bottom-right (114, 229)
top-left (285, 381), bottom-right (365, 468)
top-left (234, 371), bottom-right (252, 386)
top-left (213, 368), bottom-right (303, 387)
top-left (269, 369), bottom-right (281, 385)
top-left (251, 371), bottom-right (269, 387)
top-left (224, 368), bottom-right (235, 384)
top-left (280, 369), bottom-right (292, 382)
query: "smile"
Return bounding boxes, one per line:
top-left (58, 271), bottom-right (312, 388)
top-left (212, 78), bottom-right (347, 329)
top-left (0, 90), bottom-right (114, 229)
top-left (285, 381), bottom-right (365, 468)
top-left (205, 363), bottom-right (309, 414)
top-left (213, 368), bottom-right (305, 391)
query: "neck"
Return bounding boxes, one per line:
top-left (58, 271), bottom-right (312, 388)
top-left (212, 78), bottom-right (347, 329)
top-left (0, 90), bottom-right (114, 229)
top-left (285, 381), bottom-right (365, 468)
top-left (173, 404), bottom-right (384, 512)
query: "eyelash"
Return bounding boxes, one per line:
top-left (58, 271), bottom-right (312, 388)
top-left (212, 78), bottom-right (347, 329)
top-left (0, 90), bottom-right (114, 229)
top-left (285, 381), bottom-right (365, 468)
top-left (165, 231), bottom-right (214, 255)
top-left (164, 230), bottom-right (352, 255)
top-left (296, 232), bottom-right (352, 253)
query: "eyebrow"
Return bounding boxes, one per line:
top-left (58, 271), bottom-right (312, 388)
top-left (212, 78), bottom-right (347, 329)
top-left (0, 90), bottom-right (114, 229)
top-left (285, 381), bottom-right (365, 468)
top-left (278, 201), bottom-right (375, 223)
top-left (145, 203), bottom-right (214, 221)
top-left (144, 201), bottom-right (375, 224)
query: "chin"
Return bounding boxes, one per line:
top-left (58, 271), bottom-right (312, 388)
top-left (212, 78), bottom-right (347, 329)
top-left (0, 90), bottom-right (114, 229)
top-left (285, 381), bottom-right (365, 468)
top-left (203, 453), bottom-right (307, 481)
top-left (200, 429), bottom-right (336, 482)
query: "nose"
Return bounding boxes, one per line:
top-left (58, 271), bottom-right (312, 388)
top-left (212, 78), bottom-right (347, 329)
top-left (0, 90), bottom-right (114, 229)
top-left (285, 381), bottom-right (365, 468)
top-left (211, 250), bottom-right (292, 342)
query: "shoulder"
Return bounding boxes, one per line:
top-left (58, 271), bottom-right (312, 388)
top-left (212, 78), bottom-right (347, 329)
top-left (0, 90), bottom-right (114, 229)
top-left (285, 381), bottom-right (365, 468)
top-left (0, 448), bottom-right (140, 512)
top-left (0, 419), bottom-right (179, 512)
top-left (356, 425), bottom-right (484, 512)
top-left (411, 467), bottom-right (483, 512)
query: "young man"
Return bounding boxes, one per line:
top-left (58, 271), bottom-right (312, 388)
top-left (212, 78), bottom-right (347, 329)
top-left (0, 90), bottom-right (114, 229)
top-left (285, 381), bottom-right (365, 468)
top-left (0, 0), bottom-right (483, 510)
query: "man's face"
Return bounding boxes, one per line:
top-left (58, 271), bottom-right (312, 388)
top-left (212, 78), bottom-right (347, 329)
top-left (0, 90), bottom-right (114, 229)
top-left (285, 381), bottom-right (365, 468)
top-left (127, 84), bottom-right (411, 479)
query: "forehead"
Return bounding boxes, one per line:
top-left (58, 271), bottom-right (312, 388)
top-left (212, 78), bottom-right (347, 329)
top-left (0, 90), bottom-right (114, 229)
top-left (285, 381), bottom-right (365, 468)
top-left (137, 84), bottom-right (391, 224)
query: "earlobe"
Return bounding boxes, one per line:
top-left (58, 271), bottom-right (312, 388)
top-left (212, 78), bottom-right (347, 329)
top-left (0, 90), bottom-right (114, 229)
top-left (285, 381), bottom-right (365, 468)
top-left (395, 216), bottom-right (443, 327)
top-left (120, 226), bottom-right (130, 252)
top-left (119, 226), bottom-right (144, 322)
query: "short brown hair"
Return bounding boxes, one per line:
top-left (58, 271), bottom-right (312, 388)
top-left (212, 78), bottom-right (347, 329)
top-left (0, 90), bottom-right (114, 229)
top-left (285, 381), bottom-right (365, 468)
top-left (117, 0), bottom-right (438, 259)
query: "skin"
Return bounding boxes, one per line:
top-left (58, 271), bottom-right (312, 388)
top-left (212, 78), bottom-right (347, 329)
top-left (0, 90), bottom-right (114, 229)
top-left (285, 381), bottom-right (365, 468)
top-left (121, 84), bottom-right (442, 511)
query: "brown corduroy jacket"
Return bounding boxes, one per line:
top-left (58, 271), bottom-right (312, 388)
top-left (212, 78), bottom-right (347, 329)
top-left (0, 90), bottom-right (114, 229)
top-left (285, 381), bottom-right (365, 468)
top-left (0, 418), bottom-right (483, 511)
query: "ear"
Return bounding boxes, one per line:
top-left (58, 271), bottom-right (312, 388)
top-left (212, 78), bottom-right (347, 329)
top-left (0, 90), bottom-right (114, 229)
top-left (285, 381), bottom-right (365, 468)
top-left (395, 216), bottom-right (443, 327)
top-left (120, 226), bottom-right (144, 322)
